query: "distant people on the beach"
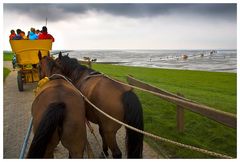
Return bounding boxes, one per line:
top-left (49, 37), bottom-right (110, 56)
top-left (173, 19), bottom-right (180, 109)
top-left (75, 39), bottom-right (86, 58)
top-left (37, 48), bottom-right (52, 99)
top-left (38, 26), bottom-right (55, 42)
top-left (210, 50), bottom-right (217, 55)
top-left (91, 58), bottom-right (97, 62)
top-left (9, 26), bottom-right (54, 42)
top-left (9, 30), bottom-right (16, 40)
top-left (29, 27), bottom-right (38, 40)
top-left (13, 29), bottom-right (23, 40)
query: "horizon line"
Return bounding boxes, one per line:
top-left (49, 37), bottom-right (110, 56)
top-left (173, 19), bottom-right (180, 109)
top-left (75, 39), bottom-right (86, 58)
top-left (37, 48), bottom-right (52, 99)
top-left (3, 48), bottom-right (237, 52)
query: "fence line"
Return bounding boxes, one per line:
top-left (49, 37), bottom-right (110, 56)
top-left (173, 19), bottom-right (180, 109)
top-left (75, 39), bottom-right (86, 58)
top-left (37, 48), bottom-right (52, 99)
top-left (126, 75), bottom-right (236, 129)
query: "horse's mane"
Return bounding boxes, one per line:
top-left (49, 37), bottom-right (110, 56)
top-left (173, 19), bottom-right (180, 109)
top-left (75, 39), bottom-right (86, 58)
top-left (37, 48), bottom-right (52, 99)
top-left (44, 56), bottom-right (55, 71)
top-left (42, 56), bottom-right (59, 74)
top-left (60, 55), bottom-right (92, 81)
top-left (62, 55), bottom-right (87, 72)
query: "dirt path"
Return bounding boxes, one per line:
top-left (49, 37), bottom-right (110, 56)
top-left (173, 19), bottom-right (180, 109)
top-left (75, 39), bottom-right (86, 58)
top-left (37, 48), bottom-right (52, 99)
top-left (3, 61), bottom-right (161, 159)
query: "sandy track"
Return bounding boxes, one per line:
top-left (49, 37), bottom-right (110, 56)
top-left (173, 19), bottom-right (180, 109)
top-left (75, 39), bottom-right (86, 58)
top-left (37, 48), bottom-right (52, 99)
top-left (3, 61), bottom-right (161, 159)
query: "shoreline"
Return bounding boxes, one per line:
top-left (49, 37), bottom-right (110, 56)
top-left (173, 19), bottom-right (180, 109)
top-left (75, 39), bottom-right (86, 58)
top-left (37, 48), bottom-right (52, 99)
top-left (84, 61), bottom-right (237, 73)
top-left (71, 49), bottom-right (236, 74)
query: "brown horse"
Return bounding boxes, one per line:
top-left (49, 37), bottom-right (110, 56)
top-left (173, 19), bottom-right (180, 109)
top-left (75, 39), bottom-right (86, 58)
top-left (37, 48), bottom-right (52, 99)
top-left (27, 52), bottom-right (87, 158)
top-left (55, 52), bottom-right (144, 158)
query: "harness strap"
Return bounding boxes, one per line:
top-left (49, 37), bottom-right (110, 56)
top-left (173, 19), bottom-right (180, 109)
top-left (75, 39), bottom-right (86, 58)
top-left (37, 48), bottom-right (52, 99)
top-left (81, 74), bottom-right (103, 82)
top-left (33, 74), bottom-right (72, 97)
top-left (48, 74), bottom-right (72, 82)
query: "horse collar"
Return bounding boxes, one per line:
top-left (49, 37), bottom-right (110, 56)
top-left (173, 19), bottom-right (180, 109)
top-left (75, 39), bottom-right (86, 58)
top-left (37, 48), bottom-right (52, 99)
top-left (33, 77), bottom-right (50, 96)
top-left (34, 74), bottom-right (72, 97)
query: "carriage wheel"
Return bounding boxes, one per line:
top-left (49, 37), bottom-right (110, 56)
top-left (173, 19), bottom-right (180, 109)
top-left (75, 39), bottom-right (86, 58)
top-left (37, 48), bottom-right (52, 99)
top-left (17, 71), bottom-right (24, 91)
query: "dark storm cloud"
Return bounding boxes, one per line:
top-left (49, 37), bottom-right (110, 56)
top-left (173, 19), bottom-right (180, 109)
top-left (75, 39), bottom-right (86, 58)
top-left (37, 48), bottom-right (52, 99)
top-left (4, 3), bottom-right (236, 22)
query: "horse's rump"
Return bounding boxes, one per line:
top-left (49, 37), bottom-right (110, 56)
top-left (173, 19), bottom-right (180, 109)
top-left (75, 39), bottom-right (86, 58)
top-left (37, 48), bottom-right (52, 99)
top-left (28, 77), bottom-right (86, 158)
top-left (27, 102), bottom-right (66, 158)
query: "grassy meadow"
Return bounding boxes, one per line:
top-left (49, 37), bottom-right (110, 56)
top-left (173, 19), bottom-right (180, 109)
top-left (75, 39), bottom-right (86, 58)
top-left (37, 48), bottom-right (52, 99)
top-left (4, 52), bottom-right (14, 61)
top-left (3, 52), bottom-right (13, 81)
top-left (92, 63), bottom-right (236, 158)
top-left (3, 67), bottom-right (11, 81)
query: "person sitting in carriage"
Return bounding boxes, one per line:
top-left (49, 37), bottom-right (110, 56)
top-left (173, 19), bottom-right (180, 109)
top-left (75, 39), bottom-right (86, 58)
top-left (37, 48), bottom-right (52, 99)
top-left (38, 26), bottom-right (55, 42)
top-left (29, 27), bottom-right (38, 40)
top-left (12, 54), bottom-right (17, 69)
top-left (36, 29), bottom-right (41, 36)
top-left (13, 29), bottom-right (23, 40)
top-left (20, 31), bottom-right (28, 39)
top-left (9, 30), bottom-right (16, 40)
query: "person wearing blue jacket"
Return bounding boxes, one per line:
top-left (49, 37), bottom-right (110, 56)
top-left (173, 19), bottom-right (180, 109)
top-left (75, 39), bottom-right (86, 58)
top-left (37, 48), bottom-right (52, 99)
top-left (13, 29), bottom-right (23, 40)
top-left (29, 27), bottom-right (38, 40)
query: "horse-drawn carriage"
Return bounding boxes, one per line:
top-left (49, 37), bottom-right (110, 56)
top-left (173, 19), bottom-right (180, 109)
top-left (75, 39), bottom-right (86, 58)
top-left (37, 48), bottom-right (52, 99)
top-left (9, 40), bottom-right (53, 91)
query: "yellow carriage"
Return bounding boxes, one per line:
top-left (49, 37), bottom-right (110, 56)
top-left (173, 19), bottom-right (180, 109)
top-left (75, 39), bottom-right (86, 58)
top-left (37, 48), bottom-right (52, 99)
top-left (9, 40), bottom-right (53, 91)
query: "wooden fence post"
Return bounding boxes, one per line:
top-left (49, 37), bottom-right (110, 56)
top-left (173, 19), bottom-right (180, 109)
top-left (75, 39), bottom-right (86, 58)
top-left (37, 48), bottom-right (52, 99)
top-left (176, 93), bottom-right (184, 132)
top-left (88, 60), bottom-right (92, 68)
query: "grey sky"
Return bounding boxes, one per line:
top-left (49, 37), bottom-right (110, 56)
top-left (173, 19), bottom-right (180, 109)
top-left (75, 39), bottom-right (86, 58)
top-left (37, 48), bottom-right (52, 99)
top-left (3, 3), bottom-right (237, 50)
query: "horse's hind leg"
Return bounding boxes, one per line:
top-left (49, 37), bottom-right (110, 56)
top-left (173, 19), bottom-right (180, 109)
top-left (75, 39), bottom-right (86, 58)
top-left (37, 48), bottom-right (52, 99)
top-left (61, 123), bottom-right (87, 158)
top-left (44, 131), bottom-right (60, 158)
top-left (104, 131), bottom-right (122, 158)
top-left (62, 137), bottom-right (86, 158)
top-left (99, 127), bottom-right (109, 157)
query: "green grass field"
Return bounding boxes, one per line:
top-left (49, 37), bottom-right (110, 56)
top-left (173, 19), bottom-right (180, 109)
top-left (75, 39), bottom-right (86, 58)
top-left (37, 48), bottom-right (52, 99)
top-left (4, 67), bottom-right (11, 81)
top-left (3, 52), bottom-right (13, 81)
top-left (92, 63), bottom-right (236, 158)
top-left (3, 52), bottom-right (14, 61)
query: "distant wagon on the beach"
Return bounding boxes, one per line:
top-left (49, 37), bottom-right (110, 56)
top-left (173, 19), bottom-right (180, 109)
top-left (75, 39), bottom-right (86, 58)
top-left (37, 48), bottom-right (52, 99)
top-left (83, 56), bottom-right (90, 61)
top-left (9, 40), bottom-right (53, 91)
top-left (181, 54), bottom-right (188, 60)
top-left (210, 50), bottom-right (217, 55)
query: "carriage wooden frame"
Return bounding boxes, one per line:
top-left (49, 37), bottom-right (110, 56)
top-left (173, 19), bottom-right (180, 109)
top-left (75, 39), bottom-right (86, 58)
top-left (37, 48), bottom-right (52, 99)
top-left (9, 40), bottom-right (53, 91)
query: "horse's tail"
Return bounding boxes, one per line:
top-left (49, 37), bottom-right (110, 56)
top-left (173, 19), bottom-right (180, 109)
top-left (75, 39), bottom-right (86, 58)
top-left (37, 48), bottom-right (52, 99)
top-left (27, 102), bottom-right (66, 158)
top-left (122, 90), bottom-right (144, 158)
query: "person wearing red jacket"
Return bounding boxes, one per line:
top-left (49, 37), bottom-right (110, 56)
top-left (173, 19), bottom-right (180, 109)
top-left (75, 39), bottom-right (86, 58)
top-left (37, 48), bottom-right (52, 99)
top-left (38, 26), bottom-right (55, 42)
top-left (9, 30), bottom-right (16, 40)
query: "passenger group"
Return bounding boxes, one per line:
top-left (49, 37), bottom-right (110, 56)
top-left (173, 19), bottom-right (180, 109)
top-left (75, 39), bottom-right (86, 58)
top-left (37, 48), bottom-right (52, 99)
top-left (9, 26), bottom-right (54, 42)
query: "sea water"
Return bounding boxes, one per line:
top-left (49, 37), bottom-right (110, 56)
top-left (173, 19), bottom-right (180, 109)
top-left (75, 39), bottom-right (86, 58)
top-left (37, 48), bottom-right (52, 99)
top-left (68, 50), bottom-right (236, 73)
